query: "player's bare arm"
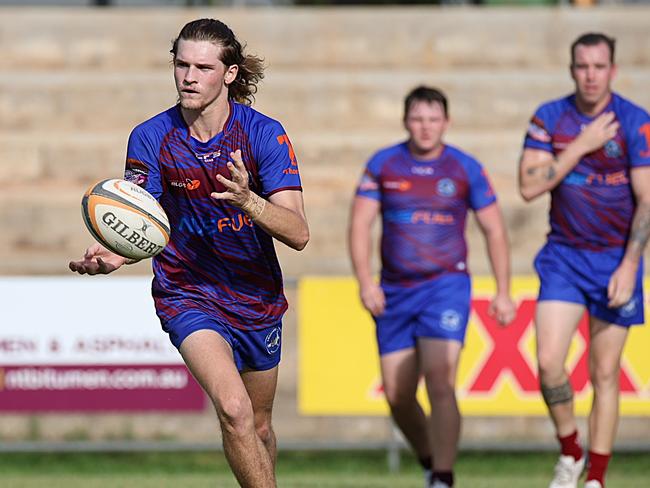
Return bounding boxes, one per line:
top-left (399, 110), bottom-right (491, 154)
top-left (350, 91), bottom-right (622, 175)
top-left (474, 202), bottom-right (516, 325)
top-left (519, 111), bottom-right (620, 201)
top-left (211, 150), bottom-right (309, 251)
top-left (608, 166), bottom-right (650, 307)
top-left (69, 242), bottom-right (132, 275)
top-left (348, 195), bottom-right (385, 317)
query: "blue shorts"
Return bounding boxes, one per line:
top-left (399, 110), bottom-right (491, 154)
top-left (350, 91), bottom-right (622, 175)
top-left (162, 310), bottom-right (282, 371)
top-left (375, 273), bottom-right (471, 355)
top-left (534, 242), bottom-right (644, 327)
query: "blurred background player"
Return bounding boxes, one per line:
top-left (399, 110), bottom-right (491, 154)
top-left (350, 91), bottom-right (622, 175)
top-left (349, 85), bottom-right (516, 488)
top-left (69, 18), bottom-right (309, 488)
top-left (519, 33), bottom-right (650, 488)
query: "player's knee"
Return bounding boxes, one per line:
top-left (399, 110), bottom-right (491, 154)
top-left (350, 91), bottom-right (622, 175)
top-left (536, 351), bottom-right (564, 382)
top-left (427, 379), bottom-right (455, 401)
top-left (383, 385), bottom-right (415, 410)
top-left (590, 361), bottom-right (620, 389)
top-left (215, 395), bottom-right (255, 436)
top-left (540, 380), bottom-right (573, 406)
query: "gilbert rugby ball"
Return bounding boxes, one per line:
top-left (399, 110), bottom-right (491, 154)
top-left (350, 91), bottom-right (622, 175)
top-left (81, 179), bottom-right (170, 260)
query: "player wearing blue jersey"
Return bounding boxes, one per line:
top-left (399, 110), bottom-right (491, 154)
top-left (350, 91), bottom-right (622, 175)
top-left (70, 19), bottom-right (309, 488)
top-left (519, 33), bottom-right (650, 488)
top-left (349, 86), bottom-right (515, 488)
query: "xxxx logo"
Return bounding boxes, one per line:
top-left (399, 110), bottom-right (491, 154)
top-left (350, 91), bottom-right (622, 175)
top-left (466, 299), bottom-right (638, 394)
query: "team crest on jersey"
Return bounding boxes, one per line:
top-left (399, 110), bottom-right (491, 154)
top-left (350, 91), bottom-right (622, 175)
top-left (618, 298), bottom-right (637, 318)
top-left (437, 178), bottom-right (456, 197)
top-left (604, 140), bottom-right (622, 158)
top-left (440, 310), bottom-right (462, 331)
top-left (265, 327), bottom-right (281, 354)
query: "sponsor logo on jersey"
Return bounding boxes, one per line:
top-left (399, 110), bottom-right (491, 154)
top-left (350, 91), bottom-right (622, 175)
top-left (383, 180), bottom-right (412, 191)
top-left (125, 158), bottom-right (149, 185)
top-left (604, 140), bottom-right (622, 158)
top-left (411, 166), bottom-right (434, 175)
top-left (440, 310), bottom-right (462, 331)
top-left (265, 327), bottom-right (281, 354)
top-left (170, 179), bottom-right (201, 190)
top-left (527, 119), bottom-right (551, 143)
top-left (437, 178), bottom-right (456, 197)
top-left (358, 174), bottom-right (379, 192)
top-left (411, 210), bottom-right (454, 225)
top-left (194, 150), bottom-right (221, 163)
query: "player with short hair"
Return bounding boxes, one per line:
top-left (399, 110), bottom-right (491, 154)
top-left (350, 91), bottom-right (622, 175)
top-left (349, 85), bottom-right (516, 488)
top-left (519, 32), bottom-right (650, 488)
top-left (70, 18), bottom-right (309, 488)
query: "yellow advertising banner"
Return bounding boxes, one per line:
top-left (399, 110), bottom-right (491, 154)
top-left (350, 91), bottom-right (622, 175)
top-left (298, 276), bottom-right (650, 416)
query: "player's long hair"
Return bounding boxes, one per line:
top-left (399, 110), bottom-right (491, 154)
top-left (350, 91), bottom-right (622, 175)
top-left (171, 18), bottom-right (265, 106)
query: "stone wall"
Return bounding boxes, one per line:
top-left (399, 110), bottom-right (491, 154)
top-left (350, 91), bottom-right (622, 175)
top-left (2, 6), bottom-right (650, 446)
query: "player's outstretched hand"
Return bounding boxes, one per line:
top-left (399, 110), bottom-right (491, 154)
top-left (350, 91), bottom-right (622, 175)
top-left (360, 282), bottom-right (386, 317)
top-left (607, 259), bottom-right (637, 308)
top-left (576, 111), bottom-right (620, 155)
top-left (211, 150), bottom-right (251, 207)
top-left (488, 293), bottom-right (516, 326)
top-left (69, 242), bottom-right (127, 275)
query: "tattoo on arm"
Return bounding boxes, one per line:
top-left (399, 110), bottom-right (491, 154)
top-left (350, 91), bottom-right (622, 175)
top-left (546, 165), bottom-right (556, 181)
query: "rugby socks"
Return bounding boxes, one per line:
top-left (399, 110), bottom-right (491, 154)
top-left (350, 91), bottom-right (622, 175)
top-left (558, 430), bottom-right (583, 461)
top-left (432, 470), bottom-right (454, 487)
top-left (586, 450), bottom-right (611, 486)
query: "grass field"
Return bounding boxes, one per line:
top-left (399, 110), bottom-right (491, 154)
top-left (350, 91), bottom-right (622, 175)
top-left (1, 450), bottom-right (648, 487)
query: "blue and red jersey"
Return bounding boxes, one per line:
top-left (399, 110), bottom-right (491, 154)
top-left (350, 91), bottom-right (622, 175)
top-left (124, 101), bottom-right (302, 330)
top-left (524, 92), bottom-right (650, 250)
top-left (355, 142), bottom-right (496, 287)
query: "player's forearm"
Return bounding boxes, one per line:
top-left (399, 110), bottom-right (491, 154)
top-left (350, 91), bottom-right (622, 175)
top-left (622, 201), bottom-right (650, 266)
top-left (484, 229), bottom-right (512, 297)
top-left (242, 192), bottom-right (309, 251)
top-left (348, 223), bottom-right (375, 288)
top-left (519, 141), bottom-right (589, 201)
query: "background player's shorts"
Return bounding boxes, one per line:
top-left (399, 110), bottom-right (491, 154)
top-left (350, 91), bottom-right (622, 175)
top-left (534, 241), bottom-right (644, 327)
top-left (162, 310), bottom-right (282, 371)
top-left (375, 273), bottom-right (471, 355)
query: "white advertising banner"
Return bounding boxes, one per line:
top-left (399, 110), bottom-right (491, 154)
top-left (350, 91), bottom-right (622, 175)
top-left (0, 277), bottom-right (204, 412)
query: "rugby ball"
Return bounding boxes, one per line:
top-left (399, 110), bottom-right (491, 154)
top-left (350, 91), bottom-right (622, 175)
top-left (81, 178), bottom-right (170, 260)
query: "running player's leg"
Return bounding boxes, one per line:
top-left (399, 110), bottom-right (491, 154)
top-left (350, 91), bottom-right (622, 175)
top-left (380, 348), bottom-right (432, 466)
top-left (419, 338), bottom-right (462, 472)
top-left (536, 301), bottom-right (585, 438)
top-left (585, 318), bottom-right (628, 486)
top-left (536, 301), bottom-right (586, 488)
top-left (180, 329), bottom-right (275, 488)
top-left (242, 366), bottom-right (279, 467)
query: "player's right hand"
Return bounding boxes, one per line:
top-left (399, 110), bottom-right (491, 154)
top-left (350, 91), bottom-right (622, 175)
top-left (360, 282), bottom-right (386, 317)
top-left (576, 111), bottom-right (620, 154)
top-left (69, 243), bottom-right (127, 275)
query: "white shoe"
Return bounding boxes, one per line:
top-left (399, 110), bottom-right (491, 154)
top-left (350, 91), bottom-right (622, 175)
top-left (584, 481), bottom-right (602, 488)
top-left (431, 481), bottom-right (451, 488)
top-left (549, 454), bottom-right (585, 488)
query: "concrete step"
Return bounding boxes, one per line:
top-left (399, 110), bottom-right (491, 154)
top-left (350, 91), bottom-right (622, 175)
top-left (4, 69), bottom-right (650, 133)
top-left (4, 7), bottom-right (650, 70)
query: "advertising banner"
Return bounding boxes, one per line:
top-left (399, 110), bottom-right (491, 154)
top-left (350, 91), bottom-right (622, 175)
top-left (298, 276), bottom-right (650, 416)
top-left (0, 277), bottom-right (205, 412)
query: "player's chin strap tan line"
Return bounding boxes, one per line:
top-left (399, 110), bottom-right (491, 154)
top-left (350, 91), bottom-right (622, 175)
top-left (541, 380), bottom-right (574, 406)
